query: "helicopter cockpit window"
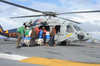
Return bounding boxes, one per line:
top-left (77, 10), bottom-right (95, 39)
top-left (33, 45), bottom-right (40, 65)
top-left (73, 25), bottom-right (81, 31)
top-left (67, 25), bottom-right (74, 33)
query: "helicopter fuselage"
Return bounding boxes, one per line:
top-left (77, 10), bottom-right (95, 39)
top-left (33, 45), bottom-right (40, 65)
top-left (0, 18), bottom-right (91, 44)
top-left (35, 18), bottom-right (91, 44)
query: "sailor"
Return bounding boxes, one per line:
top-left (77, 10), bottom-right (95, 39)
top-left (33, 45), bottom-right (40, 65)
top-left (42, 27), bottom-right (47, 45)
top-left (25, 27), bottom-right (30, 37)
top-left (35, 25), bottom-right (40, 39)
top-left (50, 27), bottom-right (56, 46)
top-left (16, 26), bottom-right (25, 48)
top-left (23, 27), bottom-right (30, 46)
top-left (30, 27), bottom-right (37, 47)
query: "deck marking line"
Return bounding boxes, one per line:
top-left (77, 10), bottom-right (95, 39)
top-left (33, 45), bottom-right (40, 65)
top-left (0, 53), bottom-right (100, 66)
top-left (0, 53), bottom-right (28, 60)
top-left (19, 57), bottom-right (100, 66)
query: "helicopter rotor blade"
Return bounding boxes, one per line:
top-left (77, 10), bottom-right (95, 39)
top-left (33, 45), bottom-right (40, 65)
top-left (1, 0), bottom-right (100, 18)
top-left (0, 0), bottom-right (43, 13)
top-left (10, 14), bottom-right (45, 18)
top-left (59, 10), bottom-right (100, 15)
top-left (58, 17), bottom-right (81, 24)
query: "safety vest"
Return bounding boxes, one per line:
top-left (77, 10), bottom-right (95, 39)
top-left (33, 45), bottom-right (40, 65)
top-left (39, 30), bottom-right (43, 39)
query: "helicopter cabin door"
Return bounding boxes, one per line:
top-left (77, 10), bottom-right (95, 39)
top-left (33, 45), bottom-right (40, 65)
top-left (66, 25), bottom-right (77, 42)
top-left (55, 25), bottom-right (67, 42)
top-left (55, 25), bottom-right (61, 41)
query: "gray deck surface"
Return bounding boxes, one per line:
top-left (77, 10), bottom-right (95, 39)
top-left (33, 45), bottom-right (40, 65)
top-left (0, 40), bottom-right (100, 66)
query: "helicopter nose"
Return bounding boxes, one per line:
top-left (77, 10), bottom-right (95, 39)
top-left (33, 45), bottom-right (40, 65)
top-left (77, 33), bottom-right (85, 41)
top-left (77, 32), bottom-right (91, 41)
top-left (84, 33), bottom-right (91, 40)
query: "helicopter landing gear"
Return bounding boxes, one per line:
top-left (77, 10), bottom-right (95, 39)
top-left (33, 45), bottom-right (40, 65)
top-left (60, 41), bottom-right (66, 46)
top-left (66, 40), bottom-right (70, 45)
top-left (60, 40), bottom-right (70, 46)
top-left (4, 38), bottom-right (9, 41)
top-left (66, 41), bottom-right (70, 45)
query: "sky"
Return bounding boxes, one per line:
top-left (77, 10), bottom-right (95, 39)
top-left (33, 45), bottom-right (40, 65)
top-left (0, 0), bottom-right (100, 40)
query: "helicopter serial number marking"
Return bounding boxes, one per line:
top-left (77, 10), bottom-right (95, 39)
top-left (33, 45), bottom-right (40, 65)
top-left (66, 33), bottom-right (72, 37)
top-left (12, 33), bottom-right (14, 37)
top-left (9, 33), bottom-right (16, 37)
top-left (9, 33), bottom-right (11, 37)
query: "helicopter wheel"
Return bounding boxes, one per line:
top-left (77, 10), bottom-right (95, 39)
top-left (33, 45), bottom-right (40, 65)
top-left (66, 41), bottom-right (70, 45)
top-left (4, 38), bottom-right (7, 41)
top-left (65, 39), bottom-right (70, 45)
top-left (4, 38), bottom-right (8, 41)
top-left (60, 41), bottom-right (66, 46)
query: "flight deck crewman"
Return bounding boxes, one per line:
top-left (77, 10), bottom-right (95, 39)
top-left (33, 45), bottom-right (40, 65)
top-left (25, 27), bottom-right (30, 37)
top-left (35, 25), bottom-right (40, 39)
top-left (16, 26), bottom-right (25, 48)
top-left (30, 27), bottom-right (37, 47)
top-left (50, 27), bottom-right (56, 46)
top-left (23, 27), bottom-right (30, 46)
top-left (42, 27), bottom-right (47, 45)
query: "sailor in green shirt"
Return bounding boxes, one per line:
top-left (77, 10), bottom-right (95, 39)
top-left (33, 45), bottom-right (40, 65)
top-left (23, 27), bottom-right (30, 46)
top-left (17, 26), bottom-right (24, 36)
top-left (16, 26), bottom-right (25, 48)
top-left (25, 27), bottom-right (30, 37)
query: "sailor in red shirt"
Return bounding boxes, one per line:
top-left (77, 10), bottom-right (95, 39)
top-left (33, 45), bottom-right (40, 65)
top-left (35, 25), bottom-right (40, 39)
top-left (35, 25), bottom-right (40, 34)
top-left (42, 27), bottom-right (47, 44)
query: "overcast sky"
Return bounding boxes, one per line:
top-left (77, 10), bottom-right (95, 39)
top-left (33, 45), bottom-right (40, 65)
top-left (0, 0), bottom-right (100, 40)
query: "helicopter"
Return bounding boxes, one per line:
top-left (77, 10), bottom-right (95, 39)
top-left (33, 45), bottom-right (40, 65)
top-left (0, 0), bottom-right (100, 44)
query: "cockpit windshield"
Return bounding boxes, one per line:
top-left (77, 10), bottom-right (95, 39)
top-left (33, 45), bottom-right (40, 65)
top-left (73, 25), bottom-right (82, 31)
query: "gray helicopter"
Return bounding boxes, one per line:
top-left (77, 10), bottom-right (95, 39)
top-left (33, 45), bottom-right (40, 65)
top-left (1, 0), bottom-right (100, 44)
top-left (28, 18), bottom-right (91, 45)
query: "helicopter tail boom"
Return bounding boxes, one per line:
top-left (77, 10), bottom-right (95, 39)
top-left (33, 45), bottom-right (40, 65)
top-left (0, 25), bottom-right (4, 33)
top-left (0, 25), bottom-right (17, 38)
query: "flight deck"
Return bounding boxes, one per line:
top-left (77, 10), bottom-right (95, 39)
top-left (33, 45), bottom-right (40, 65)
top-left (0, 40), bottom-right (100, 66)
